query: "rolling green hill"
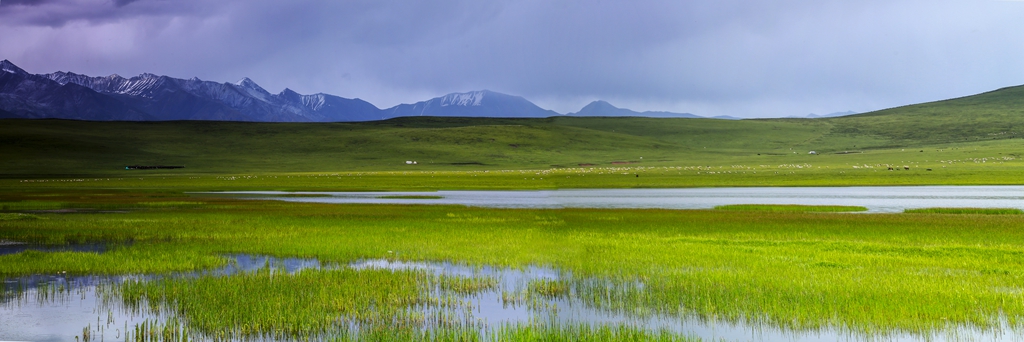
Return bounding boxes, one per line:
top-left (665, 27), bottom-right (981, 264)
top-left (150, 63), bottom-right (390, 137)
top-left (1, 84), bottom-right (1023, 180)
top-left (825, 84), bottom-right (1024, 146)
top-left (0, 117), bottom-right (826, 175)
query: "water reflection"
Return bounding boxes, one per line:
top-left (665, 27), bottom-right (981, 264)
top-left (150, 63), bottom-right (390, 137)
top-left (212, 186), bottom-right (1024, 213)
top-left (350, 259), bottom-right (1024, 342)
top-left (0, 254), bottom-right (326, 342)
top-left (3, 255), bottom-right (1023, 341)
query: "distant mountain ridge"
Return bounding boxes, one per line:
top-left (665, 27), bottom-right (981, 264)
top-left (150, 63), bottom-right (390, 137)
top-left (386, 90), bottom-right (559, 118)
top-left (41, 69), bottom-right (382, 122)
top-left (569, 100), bottom-right (700, 118)
top-left (0, 60), bottom-right (712, 122)
top-left (0, 60), bottom-right (150, 121)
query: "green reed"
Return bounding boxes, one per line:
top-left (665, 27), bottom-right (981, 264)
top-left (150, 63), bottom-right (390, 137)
top-left (714, 204), bottom-right (868, 212)
top-left (5, 196), bottom-right (1024, 339)
top-left (113, 265), bottom-right (508, 340)
top-left (904, 207), bottom-right (1024, 215)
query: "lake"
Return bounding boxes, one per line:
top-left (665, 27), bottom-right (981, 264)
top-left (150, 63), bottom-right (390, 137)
top-left (216, 185), bottom-right (1024, 213)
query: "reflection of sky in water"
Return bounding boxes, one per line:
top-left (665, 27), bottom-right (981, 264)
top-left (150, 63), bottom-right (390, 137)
top-left (2, 254), bottom-right (1023, 341)
top-left (0, 254), bottom-right (323, 342)
top-left (353, 259), bottom-right (1024, 342)
top-left (215, 186), bottom-right (1024, 213)
top-left (7, 187), bottom-right (1024, 340)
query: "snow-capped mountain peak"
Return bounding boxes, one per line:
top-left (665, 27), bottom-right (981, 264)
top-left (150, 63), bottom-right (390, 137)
top-left (278, 88), bottom-right (298, 96)
top-left (0, 60), bottom-right (27, 75)
top-left (45, 71), bottom-right (96, 87)
top-left (236, 77), bottom-right (260, 89)
top-left (384, 89), bottom-right (560, 119)
top-left (438, 90), bottom-right (487, 107)
top-left (0, 60), bottom-right (391, 122)
top-left (277, 88), bottom-right (328, 111)
top-left (231, 77), bottom-right (272, 103)
top-left (301, 94), bottom-right (327, 111)
top-left (1, 59), bottom-right (696, 122)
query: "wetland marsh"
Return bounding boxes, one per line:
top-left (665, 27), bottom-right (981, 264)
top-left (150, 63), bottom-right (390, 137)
top-left (5, 114), bottom-right (1024, 340)
top-left (5, 193), bottom-right (1024, 341)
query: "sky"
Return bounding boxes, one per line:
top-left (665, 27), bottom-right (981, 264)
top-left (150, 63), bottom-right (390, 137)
top-left (1, 0), bottom-right (1023, 118)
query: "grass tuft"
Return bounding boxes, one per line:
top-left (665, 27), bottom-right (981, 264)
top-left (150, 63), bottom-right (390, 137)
top-left (904, 207), bottom-right (1024, 215)
top-left (713, 204), bottom-right (868, 212)
top-left (0, 213), bottom-right (43, 220)
top-left (5, 192), bottom-right (1024, 338)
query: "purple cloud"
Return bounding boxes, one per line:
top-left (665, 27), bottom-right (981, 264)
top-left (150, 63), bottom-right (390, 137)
top-left (0, 0), bottom-right (211, 27)
top-left (1, 0), bottom-right (1023, 117)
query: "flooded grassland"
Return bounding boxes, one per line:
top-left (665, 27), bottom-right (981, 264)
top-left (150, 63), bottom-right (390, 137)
top-left (4, 195), bottom-right (1024, 341)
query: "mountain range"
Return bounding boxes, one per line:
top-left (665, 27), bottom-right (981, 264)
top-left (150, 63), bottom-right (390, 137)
top-left (1, 59), bottom-right (710, 122)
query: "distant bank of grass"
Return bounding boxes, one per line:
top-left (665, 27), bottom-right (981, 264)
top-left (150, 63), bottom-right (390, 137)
top-left (3, 115), bottom-right (1024, 187)
top-left (714, 204), bottom-right (868, 212)
top-left (0, 213), bottom-right (42, 221)
top-left (904, 207), bottom-right (1024, 215)
top-left (5, 193), bottom-right (1024, 339)
top-left (4, 143), bottom-right (1024, 192)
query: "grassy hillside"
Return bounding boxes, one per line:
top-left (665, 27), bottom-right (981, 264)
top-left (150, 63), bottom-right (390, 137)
top-left (2, 84), bottom-right (1024, 184)
top-left (0, 117), bottom-right (832, 176)
top-left (824, 84), bottom-right (1024, 146)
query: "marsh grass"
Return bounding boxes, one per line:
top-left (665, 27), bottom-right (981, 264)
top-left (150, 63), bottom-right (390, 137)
top-left (1, 200), bottom-right (70, 211)
top-left (904, 207), bottom-right (1024, 215)
top-left (528, 279), bottom-right (571, 298)
top-left (115, 266), bottom-right (505, 340)
top-left (135, 201), bottom-right (205, 208)
top-left (0, 213), bottom-right (43, 220)
top-left (1, 199), bottom-right (206, 212)
top-left (489, 323), bottom-right (697, 341)
top-left (6, 195), bottom-right (1024, 339)
top-left (713, 204), bottom-right (868, 212)
top-left (9, 100), bottom-right (1024, 339)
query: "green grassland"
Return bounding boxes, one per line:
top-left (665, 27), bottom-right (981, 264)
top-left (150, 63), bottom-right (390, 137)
top-left (5, 86), bottom-right (1024, 340)
top-left (1, 144), bottom-right (1021, 192)
top-left (1, 134), bottom-right (1023, 192)
top-left (1, 115), bottom-right (1016, 178)
top-left (712, 204), bottom-right (868, 212)
top-left (4, 198), bottom-right (1024, 339)
top-left (0, 116), bottom-right (843, 176)
top-left (904, 207), bottom-right (1024, 215)
top-left (4, 87), bottom-right (1024, 189)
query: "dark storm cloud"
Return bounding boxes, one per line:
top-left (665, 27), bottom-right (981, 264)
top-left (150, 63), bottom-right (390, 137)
top-left (113, 0), bottom-right (140, 7)
top-left (0, 0), bottom-right (209, 27)
top-left (1, 0), bottom-right (52, 5)
top-left (1, 0), bottom-right (1023, 117)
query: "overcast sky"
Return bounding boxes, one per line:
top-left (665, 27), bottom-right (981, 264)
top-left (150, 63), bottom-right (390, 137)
top-left (1, 0), bottom-right (1023, 118)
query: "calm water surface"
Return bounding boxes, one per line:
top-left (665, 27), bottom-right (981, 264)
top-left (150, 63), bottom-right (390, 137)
top-left (0, 254), bottom-right (324, 342)
top-left (3, 254), bottom-right (1021, 342)
top-left (7, 186), bottom-right (1024, 340)
top-left (219, 186), bottom-right (1024, 213)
